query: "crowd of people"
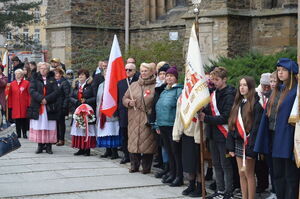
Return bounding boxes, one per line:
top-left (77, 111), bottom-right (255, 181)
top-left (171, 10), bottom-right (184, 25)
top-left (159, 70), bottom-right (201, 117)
top-left (0, 55), bottom-right (299, 199)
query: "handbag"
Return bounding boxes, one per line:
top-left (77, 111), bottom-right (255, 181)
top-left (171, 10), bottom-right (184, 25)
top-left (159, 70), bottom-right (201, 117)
top-left (0, 132), bottom-right (21, 157)
top-left (141, 87), bottom-right (152, 127)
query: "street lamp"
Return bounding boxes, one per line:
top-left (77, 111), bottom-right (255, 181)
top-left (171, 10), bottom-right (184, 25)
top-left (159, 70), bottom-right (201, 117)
top-left (192, 0), bottom-right (201, 41)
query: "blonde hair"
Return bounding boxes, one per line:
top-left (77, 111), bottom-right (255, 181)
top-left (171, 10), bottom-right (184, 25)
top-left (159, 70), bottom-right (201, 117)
top-left (156, 61), bottom-right (167, 72)
top-left (37, 62), bottom-right (51, 71)
top-left (140, 62), bottom-right (155, 73)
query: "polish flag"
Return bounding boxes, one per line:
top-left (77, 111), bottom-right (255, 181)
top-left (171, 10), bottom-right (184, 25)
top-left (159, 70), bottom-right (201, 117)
top-left (101, 35), bottom-right (126, 117)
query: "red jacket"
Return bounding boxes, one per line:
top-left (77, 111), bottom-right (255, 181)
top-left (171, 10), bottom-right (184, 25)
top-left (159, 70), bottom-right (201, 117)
top-left (8, 79), bottom-right (30, 119)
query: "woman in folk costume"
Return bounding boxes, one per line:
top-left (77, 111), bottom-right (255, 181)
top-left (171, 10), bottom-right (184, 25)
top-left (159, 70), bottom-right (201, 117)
top-left (254, 58), bottom-right (300, 199)
top-left (70, 69), bottom-right (97, 156)
top-left (226, 76), bottom-right (263, 199)
top-left (27, 62), bottom-right (60, 154)
top-left (96, 68), bottom-right (121, 159)
top-left (123, 63), bottom-right (157, 174)
top-left (8, 69), bottom-right (30, 138)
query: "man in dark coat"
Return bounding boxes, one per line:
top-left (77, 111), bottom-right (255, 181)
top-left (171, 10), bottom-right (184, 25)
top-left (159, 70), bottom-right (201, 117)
top-left (11, 56), bottom-right (24, 80)
top-left (117, 63), bottom-right (139, 164)
top-left (54, 68), bottom-right (71, 146)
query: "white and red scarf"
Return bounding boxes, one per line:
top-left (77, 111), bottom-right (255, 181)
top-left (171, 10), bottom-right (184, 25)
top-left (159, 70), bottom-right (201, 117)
top-left (210, 91), bottom-right (229, 138)
top-left (236, 104), bottom-right (250, 168)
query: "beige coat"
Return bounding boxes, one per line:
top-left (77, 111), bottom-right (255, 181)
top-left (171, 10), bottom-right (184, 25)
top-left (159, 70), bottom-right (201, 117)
top-left (123, 76), bottom-right (157, 154)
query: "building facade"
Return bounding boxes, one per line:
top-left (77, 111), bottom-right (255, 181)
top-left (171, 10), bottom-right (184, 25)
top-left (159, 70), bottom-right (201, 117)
top-left (46, 0), bottom-right (298, 67)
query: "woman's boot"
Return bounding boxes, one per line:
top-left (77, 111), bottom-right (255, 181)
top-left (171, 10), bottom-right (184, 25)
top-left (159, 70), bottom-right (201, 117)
top-left (45, 144), bottom-right (53, 154)
top-left (84, 149), bottom-right (90, 156)
top-left (155, 163), bottom-right (169, 178)
top-left (111, 148), bottom-right (119, 159)
top-left (182, 180), bottom-right (195, 195)
top-left (23, 132), bottom-right (27, 139)
top-left (74, 149), bottom-right (85, 156)
top-left (35, 143), bottom-right (43, 154)
top-left (100, 148), bottom-right (112, 158)
top-left (189, 182), bottom-right (203, 197)
top-left (205, 167), bottom-right (213, 181)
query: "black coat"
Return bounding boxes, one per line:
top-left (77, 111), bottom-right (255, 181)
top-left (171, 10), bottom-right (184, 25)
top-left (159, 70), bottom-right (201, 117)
top-left (27, 71), bottom-right (60, 120)
top-left (57, 77), bottom-right (71, 116)
top-left (69, 78), bottom-right (96, 123)
top-left (117, 73), bottom-right (139, 127)
top-left (226, 94), bottom-right (263, 158)
top-left (204, 85), bottom-right (236, 142)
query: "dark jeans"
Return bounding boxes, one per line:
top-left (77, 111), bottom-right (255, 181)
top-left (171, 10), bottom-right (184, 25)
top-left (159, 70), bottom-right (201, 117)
top-left (120, 127), bottom-right (129, 158)
top-left (209, 139), bottom-right (233, 193)
top-left (56, 113), bottom-right (66, 141)
top-left (272, 158), bottom-right (300, 199)
top-left (15, 118), bottom-right (28, 137)
top-left (130, 153), bottom-right (153, 172)
top-left (160, 126), bottom-right (183, 178)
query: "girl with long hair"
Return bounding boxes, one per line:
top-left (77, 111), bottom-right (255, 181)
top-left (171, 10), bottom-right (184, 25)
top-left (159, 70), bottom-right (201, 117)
top-left (254, 58), bottom-right (300, 199)
top-left (227, 76), bottom-right (263, 199)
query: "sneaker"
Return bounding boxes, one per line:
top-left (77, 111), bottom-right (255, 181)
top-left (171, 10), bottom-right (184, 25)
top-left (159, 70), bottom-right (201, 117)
top-left (223, 192), bottom-right (233, 199)
top-left (206, 191), bottom-right (224, 199)
top-left (265, 192), bottom-right (277, 199)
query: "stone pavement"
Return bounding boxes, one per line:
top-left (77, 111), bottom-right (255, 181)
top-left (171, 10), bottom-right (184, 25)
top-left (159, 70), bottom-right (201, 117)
top-left (0, 126), bottom-right (273, 199)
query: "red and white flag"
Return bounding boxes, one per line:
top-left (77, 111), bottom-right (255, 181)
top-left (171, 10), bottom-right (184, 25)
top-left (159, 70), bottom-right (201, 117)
top-left (101, 35), bottom-right (126, 117)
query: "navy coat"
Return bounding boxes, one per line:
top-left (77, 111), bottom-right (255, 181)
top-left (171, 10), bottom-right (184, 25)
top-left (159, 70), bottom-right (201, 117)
top-left (254, 85), bottom-right (297, 159)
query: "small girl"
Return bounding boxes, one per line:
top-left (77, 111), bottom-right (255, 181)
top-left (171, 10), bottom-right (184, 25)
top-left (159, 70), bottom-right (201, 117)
top-left (227, 76), bottom-right (263, 199)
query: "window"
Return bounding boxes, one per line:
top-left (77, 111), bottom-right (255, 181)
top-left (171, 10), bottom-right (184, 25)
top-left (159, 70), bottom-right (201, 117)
top-left (33, 29), bottom-right (40, 42)
top-left (7, 32), bottom-right (12, 40)
top-left (34, 8), bottom-right (41, 23)
top-left (23, 28), bottom-right (29, 41)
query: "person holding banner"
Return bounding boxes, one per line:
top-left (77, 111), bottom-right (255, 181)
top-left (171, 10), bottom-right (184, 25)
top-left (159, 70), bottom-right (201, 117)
top-left (226, 76), bottom-right (263, 199)
top-left (200, 67), bottom-right (235, 199)
top-left (254, 58), bottom-right (300, 199)
top-left (123, 62), bottom-right (157, 174)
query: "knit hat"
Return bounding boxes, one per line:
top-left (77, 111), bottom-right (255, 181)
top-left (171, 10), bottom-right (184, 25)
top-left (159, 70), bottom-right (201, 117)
top-left (166, 66), bottom-right (178, 79)
top-left (158, 63), bottom-right (170, 74)
top-left (276, 58), bottom-right (298, 74)
top-left (260, 73), bottom-right (271, 85)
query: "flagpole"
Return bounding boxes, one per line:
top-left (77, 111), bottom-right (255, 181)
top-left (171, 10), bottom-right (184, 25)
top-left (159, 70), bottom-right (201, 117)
top-left (192, 1), bottom-right (205, 198)
top-left (126, 78), bottom-right (136, 110)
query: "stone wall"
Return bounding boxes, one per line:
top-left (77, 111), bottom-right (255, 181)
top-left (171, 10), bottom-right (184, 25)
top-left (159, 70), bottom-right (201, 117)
top-left (71, 0), bottom-right (125, 27)
top-left (46, 0), bottom-right (71, 25)
top-left (228, 16), bottom-right (251, 57)
top-left (251, 15), bottom-right (297, 54)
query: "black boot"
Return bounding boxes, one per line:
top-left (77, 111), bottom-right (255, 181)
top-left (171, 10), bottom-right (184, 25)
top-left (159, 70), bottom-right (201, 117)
top-left (162, 174), bottom-right (175, 184)
top-left (205, 167), bottom-right (213, 181)
top-left (169, 176), bottom-right (183, 187)
top-left (189, 182), bottom-right (203, 197)
top-left (101, 148), bottom-right (112, 158)
top-left (23, 132), bottom-right (27, 139)
top-left (45, 144), bottom-right (53, 154)
top-left (182, 180), bottom-right (195, 195)
top-left (35, 143), bottom-right (43, 154)
top-left (155, 163), bottom-right (169, 178)
top-left (17, 131), bottom-right (21, 138)
top-left (84, 149), bottom-right (90, 156)
top-left (74, 149), bottom-right (85, 156)
top-left (111, 148), bottom-right (119, 159)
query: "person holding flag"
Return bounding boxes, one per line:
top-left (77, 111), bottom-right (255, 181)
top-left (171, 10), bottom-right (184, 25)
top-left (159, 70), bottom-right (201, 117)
top-left (226, 76), bottom-right (263, 199)
top-left (123, 62), bottom-right (157, 174)
top-left (199, 67), bottom-right (236, 199)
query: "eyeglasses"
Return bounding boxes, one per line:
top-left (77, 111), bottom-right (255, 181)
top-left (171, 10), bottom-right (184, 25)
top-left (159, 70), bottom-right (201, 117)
top-left (126, 69), bottom-right (133, 72)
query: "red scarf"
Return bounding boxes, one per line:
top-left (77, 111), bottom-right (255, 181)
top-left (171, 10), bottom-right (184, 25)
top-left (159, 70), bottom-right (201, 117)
top-left (78, 85), bottom-right (83, 100)
top-left (39, 86), bottom-right (47, 115)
